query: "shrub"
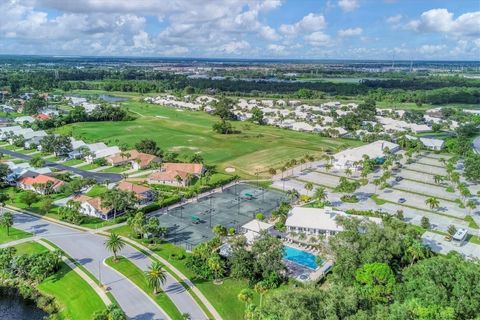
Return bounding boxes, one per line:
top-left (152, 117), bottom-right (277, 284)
top-left (341, 195), bottom-right (359, 203)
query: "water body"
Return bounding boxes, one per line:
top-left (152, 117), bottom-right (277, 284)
top-left (0, 295), bottom-right (47, 320)
top-left (97, 94), bottom-right (128, 103)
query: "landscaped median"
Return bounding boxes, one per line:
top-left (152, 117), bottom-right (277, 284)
top-left (105, 226), bottom-right (255, 320)
top-left (105, 256), bottom-right (184, 320)
top-left (6, 240), bottom-right (108, 320)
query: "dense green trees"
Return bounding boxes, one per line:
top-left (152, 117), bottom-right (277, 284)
top-left (135, 139), bottom-right (163, 156)
top-left (256, 216), bottom-right (479, 320)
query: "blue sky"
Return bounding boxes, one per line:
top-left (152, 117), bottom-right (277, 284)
top-left (0, 0), bottom-right (478, 60)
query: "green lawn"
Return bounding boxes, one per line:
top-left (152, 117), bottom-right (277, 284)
top-left (62, 158), bottom-right (84, 166)
top-left (99, 165), bottom-right (131, 173)
top-left (77, 163), bottom-right (101, 170)
top-left (110, 225), bottom-right (259, 320)
top-left (0, 226), bottom-right (32, 244)
top-left (54, 93), bottom-right (362, 178)
top-left (86, 185), bottom-right (108, 197)
top-left (38, 262), bottom-right (106, 320)
top-left (13, 241), bottom-right (49, 255)
top-left (105, 256), bottom-right (184, 320)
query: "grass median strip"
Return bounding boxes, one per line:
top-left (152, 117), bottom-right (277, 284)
top-left (0, 226), bottom-right (32, 244)
top-left (105, 256), bottom-right (184, 320)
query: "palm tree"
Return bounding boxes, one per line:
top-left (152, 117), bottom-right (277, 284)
top-left (433, 175), bottom-right (444, 185)
top-left (345, 168), bottom-right (352, 177)
top-left (313, 187), bottom-right (327, 202)
top-left (467, 199), bottom-right (477, 214)
top-left (207, 255), bottom-right (224, 283)
top-left (254, 281), bottom-right (268, 308)
top-left (324, 163), bottom-right (333, 172)
top-left (145, 261), bottom-right (167, 294)
top-left (304, 182), bottom-right (313, 193)
top-left (425, 197), bottom-right (440, 211)
top-left (0, 212), bottom-right (13, 236)
top-left (0, 193), bottom-right (10, 215)
top-left (105, 233), bottom-right (125, 262)
top-left (237, 288), bottom-right (253, 309)
top-left (405, 240), bottom-right (426, 266)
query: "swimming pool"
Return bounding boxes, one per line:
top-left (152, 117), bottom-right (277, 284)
top-left (283, 246), bottom-right (318, 270)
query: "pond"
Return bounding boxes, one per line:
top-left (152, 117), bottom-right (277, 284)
top-left (97, 94), bottom-right (128, 103)
top-left (0, 294), bottom-right (47, 320)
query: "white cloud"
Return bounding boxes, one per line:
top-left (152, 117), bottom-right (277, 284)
top-left (338, 27), bottom-right (363, 37)
top-left (219, 40), bottom-right (250, 54)
top-left (304, 31), bottom-right (332, 47)
top-left (418, 44), bottom-right (446, 55)
top-left (408, 9), bottom-right (480, 38)
top-left (280, 13), bottom-right (326, 35)
top-left (386, 14), bottom-right (402, 24)
top-left (338, 0), bottom-right (359, 12)
top-left (268, 44), bottom-right (286, 54)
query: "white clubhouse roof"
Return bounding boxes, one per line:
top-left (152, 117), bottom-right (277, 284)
top-left (334, 140), bottom-right (399, 163)
top-left (420, 137), bottom-right (444, 149)
top-left (286, 207), bottom-right (381, 231)
top-left (241, 220), bottom-right (273, 233)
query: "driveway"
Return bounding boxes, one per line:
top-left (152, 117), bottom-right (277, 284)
top-left (0, 148), bottom-right (122, 183)
top-left (12, 211), bottom-right (207, 320)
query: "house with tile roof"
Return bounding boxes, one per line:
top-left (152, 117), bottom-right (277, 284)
top-left (17, 174), bottom-right (65, 194)
top-left (106, 150), bottom-right (160, 170)
top-left (148, 163), bottom-right (205, 187)
top-left (73, 195), bottom-right (114, 220)
top-left (117, 181), bottom-right (156, 205)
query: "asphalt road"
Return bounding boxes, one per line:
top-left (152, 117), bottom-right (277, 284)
top-left (473, 136), bottom-right (480, 154)
top-left (0, 148), bottom-right (122, 183)
top-left (11, 211), bottom-right (208, 319)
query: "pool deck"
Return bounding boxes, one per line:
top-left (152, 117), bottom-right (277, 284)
top-left (282, 240), bottom-right (333, 282)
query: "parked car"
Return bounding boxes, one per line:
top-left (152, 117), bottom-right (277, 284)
top-left (395, 176), bottom-right (403, 182)
top-left (398, 198), bottom-right (406, 203)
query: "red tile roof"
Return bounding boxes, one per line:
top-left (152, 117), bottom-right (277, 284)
top-left (18, 174), bottom-right (64, 189)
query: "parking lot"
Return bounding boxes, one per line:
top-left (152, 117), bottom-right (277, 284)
top-left (273, 152), bottom-right (479, 236)
top-left (154, 183), bottom-right (286, 249)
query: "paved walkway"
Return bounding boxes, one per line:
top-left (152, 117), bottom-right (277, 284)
top-left (35, 238), bottom-right (112, 306)
top-left (11, 210), bottom-right (170, 320)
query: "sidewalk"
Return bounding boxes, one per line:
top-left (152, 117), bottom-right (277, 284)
top-left (36, 238), bottom-right (112, 306)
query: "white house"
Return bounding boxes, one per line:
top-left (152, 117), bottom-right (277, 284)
top-left (85, 146), bottom-right (121, 163)
top-left (420, 137), bottom-right (444, 151)
top-left (286, 207), bottom-right (381, 237)
top-left (241, 220), bottom-right (274, 244)
top-left (333, 140), bottom-right (400, 169)
top-left (73, 195), bottom-right (113, 219)
top-left (14, 116), bottom-right (35, 124)
top-left (0, 126), bottom-right (22, 139)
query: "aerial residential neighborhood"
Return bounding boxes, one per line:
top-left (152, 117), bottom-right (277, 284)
top-left (0, 1), bottom-right (478, 320)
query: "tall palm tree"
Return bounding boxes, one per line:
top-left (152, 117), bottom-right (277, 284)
top-left (467, 199), bottom-right (477, 214)
top-left (345, 168), bottom-right (352, 177)
top-left (254, 281), bottom-right (268, 308)
top-left (105, 233), bottom-right (125, 262)
top-left (237, 288), bottom-right (253, 309)
top-left (314, 187), bottom-right (327, 202)
top-left (405, 240), bottom-right (426, 266)
top-left (0, 212), bottom-right (13, 236)
top-left (304, 182), bottom-right (313, 192)
top-left (433, 175), bottom-right (444, 185)
top-left (145, 261), bottom-right (167, 294)
top-left (425, 197), bottom-right (440, 210)
top-left (0, 193), bottom-right (10, 215)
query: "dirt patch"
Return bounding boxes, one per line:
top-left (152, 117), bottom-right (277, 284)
top-left (225, 167), bottom-right (236, 173)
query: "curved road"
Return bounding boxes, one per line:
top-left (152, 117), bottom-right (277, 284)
top-left (12, 211), bottom-right (207, 320)
top-left (0, 148), bottom-right (122, 183)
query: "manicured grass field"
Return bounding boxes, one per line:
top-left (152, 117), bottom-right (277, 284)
top-left (62, 158), bottom-right (84, 166)
top-left (99, 165), bottom-right (131, 173)
top-left (110, 225), bottom-right (259, 320)
top-left (38, 262), bottom-right (106, 320)
top-left (0, 226), bottom-right (32, 244)
top-left (77, 162), bottom-right (101, 170)
top-left (55, 93), bottom-right (363, 178)
top-left (13, 241), bottom-right (49, 255)
top-left (86, 185), bottom-right (108, 197)
top-left (105, 256), bottom-right (184, 320)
